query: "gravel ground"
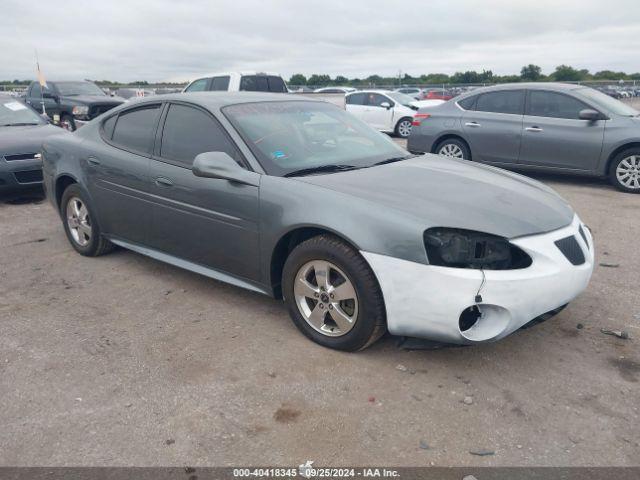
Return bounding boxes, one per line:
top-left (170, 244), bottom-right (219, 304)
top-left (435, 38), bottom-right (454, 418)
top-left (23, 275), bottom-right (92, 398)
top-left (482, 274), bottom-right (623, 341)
top-left (0, 159), bottom-right (639, 467)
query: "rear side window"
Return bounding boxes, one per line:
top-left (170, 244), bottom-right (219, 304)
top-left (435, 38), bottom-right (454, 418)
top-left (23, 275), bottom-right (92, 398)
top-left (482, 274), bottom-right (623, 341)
top-left (111, 105), bottom-right (161, 154)
top-left (346, 93), bottom-right (365, 105)
top-left (475, 90), bottom-right (524, 115)
top-left (185, 78), bottom-right (209, 92)
top-left (210, 76), bottom-right (230, 91)
top-left (102, 115), bottom-right (117, 139)
top-left (457, 95), bottom-right (477, 110)
top-left (528, 91), bottom-right (589, 120)
top-left (160, 103), bottom-right (241, 167)
top-left (240, 75), bottom-right (287, 93)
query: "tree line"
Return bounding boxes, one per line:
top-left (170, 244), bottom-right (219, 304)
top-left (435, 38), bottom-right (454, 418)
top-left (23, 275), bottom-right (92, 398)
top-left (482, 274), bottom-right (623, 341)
top-left (289, 65), bottom-right (640, 86)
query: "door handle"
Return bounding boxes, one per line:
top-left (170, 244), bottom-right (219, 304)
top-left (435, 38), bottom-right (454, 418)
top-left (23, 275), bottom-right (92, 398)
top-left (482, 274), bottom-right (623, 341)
top-left (87, 156), bottom-right (101, 166)
top-left (526, 126), bottom-right (543, 132)
top-left (465, 121), bottom-right (481, 127)
top-left (155, 177), bottom-right (173, 187)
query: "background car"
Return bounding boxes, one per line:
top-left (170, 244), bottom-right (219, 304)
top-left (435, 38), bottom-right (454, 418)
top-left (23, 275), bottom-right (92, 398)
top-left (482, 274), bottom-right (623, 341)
top-left (182, 71), bottom-right (288, 93)
top-left (424, 88), bottom-right (454, 101)
top-left (346, 90), bottom-right (443, 138)
top-left (1, 94), bottom-right (64, 194)
top-left (42, 93), bottom-right (592, 352)
top-left (408, 82), bottom-right (640, 192)
top-left (313, 87), bottom-right (357, 93)
top-left (23, 80), bottom-right (124, 131)
top-left (394, 87), bottom-right (426, 100)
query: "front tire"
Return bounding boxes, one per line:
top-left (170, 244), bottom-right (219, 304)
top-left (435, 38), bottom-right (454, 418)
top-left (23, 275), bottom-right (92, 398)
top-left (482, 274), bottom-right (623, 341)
top-left (609, 149), bottom-right (640, 193)
top-left (60, 184), bottom-right (114, 256)
top-left (435, 138), bottom-right (471, 160)
top-left (394, 117), bottom-right (413, 138)
top-left (282, 235), bottom-right (386, 351)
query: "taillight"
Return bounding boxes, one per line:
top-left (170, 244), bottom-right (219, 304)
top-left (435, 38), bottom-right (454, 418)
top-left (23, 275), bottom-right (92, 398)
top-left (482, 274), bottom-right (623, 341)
top-left (412, 113), bottom-right (431, 126)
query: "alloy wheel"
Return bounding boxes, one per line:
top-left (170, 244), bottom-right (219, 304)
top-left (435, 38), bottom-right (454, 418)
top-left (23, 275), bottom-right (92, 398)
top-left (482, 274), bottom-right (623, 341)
top-left (293, 260), bottom-right (358, 337)
top-left (66, 196), bottom-right (92, 246)
top-left (616, 155), bottom-right (640, 190)
top-left (438, 143), bottom-right (464, 158)
top-left (398, 120), bottom-right (412, 138)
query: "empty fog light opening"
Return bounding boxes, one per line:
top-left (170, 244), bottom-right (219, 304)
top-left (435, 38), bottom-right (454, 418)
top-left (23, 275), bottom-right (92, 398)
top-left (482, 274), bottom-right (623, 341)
top-left (458, 304), bottom-right (511, 342)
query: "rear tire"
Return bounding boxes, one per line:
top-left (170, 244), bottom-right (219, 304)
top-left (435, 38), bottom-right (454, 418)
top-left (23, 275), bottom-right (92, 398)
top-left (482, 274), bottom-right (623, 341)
top-left (60, 184), bottom-right (114, 256)
top-left (282, 234), bottom-right (386, 351)
top-left (394, 117), bottom-right (413, 138)
top-left (435, 138), bottom-right (471, 160)
top-left (608, 149), bottom-right (640, 193)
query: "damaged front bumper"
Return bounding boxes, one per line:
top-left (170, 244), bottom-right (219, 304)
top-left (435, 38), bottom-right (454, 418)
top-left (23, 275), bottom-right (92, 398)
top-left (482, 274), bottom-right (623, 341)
top-left (362, 215), bottom-right (594, 345)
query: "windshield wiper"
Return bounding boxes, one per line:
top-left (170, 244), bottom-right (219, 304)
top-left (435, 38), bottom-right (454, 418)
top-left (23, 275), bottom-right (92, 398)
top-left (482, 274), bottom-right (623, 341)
top-left (372, 154), bottom-right (416, 167)
top-left (1, 122), bottom-right (40, 127)
top-left (284, 164), bottom-right (359, 177)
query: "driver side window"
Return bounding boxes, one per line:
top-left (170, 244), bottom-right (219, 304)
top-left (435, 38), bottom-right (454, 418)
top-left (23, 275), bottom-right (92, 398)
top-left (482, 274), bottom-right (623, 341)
top-left (365, 93), bottom-right (393, 108)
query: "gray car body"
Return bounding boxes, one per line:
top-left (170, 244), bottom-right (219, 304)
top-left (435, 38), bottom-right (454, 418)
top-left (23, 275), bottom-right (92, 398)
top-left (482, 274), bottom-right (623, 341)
top-left (407, 82), bottom-right (640, 177)
top-left (0, 95), bottom-right (65, 193)
top-left (41, 92), bottom-right (574, 299)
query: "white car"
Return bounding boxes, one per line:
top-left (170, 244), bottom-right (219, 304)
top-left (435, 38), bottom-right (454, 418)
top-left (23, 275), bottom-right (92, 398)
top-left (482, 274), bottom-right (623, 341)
top-left (182, 71), bottom-right (288, 93)
top-left (345, 90), bottom-right (444, 138)
top-left (313, 87), bottom-right (357, 94)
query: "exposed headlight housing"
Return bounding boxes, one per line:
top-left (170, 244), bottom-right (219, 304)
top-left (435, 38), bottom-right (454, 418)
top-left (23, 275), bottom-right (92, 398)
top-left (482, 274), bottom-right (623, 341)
top-left (72, 105), bottom-right (89, 117)
top-left (424, 228), bottom-right (532, 270)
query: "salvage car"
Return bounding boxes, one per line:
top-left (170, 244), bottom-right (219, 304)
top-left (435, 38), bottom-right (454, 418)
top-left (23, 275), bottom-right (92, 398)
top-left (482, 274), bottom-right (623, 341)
top-left (42, 93), bottom-right (594, 351)
top-left (408, 83), bottom-right (640, 193)
top-left (346, 90), bottom-right (444, 138)
top-left (24, 80), bottom-right (124, 131)
top-left (1, 94), bottom-right (64, 194)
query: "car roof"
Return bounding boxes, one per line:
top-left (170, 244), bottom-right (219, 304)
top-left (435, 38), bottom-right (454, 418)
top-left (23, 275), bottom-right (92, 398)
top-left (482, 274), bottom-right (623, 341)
top-left (190, 71), bottom-right (281, 79)
top-left (122, 92), bottom-right (325, 110)
top-left (460, 82), bottom-right (581, 95)
top-left (347, 89), bottom-right (393, 95)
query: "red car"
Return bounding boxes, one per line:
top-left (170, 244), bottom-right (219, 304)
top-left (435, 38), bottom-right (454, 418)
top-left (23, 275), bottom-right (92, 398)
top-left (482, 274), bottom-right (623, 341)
top-left (425, 89), bottom-right (454, 101)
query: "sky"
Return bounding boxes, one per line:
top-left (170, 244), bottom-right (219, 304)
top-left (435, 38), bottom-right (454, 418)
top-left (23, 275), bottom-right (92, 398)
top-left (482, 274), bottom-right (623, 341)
top-left (1, 0), bottom-right (639, 83)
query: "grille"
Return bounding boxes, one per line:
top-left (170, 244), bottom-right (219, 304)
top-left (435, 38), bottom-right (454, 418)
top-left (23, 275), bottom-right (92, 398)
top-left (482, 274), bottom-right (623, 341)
top-left (578, 225), bottom-right (589, 250)
top-left (90, 104), bottom-right (118, 119)
top-left (4, 153), bottom-right (38, 161)
top-left (554, 235), bottom-right (585, 265)
top-left (13, 169), bottom-right (43, 184)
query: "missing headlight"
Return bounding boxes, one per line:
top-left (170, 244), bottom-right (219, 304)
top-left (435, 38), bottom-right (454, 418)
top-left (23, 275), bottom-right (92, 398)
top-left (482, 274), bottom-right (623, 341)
top-left (424, 228), bottom-right (532, 270)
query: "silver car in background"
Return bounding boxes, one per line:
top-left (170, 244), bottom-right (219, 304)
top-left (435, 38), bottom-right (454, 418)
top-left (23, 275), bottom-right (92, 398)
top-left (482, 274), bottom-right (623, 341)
top-left (407, 83), bottom-right (640, 193)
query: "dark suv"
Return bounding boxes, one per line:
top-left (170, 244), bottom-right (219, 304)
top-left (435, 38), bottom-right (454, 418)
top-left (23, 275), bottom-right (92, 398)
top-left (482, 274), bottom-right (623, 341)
top-left (24, 81), bottom-right (124, 131)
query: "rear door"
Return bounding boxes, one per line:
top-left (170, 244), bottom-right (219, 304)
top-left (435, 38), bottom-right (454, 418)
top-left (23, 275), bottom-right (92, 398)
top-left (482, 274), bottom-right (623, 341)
top-left (518, 90), bottom-right (605, 171)
top-left (86, 103), bottom-right (161, 244)
top-left (362, 93), bottom-right (394, 131)
top-left (345, 92), bottom-right (368, 121)
top-left (147, 102), bottom-right (261, 281)
top-left (462, 89), bottom-right (524, 164)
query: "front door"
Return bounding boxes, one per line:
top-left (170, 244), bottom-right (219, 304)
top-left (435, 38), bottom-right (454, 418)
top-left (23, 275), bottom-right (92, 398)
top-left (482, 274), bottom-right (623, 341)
top-left (362, 93), bottom-right (395, 131)
top-left (147, 102), bottom-right (261, 281)
top-left (462, 89), bottom-right (524, 164)
top-left (518, 90), bottom-right (605, 171)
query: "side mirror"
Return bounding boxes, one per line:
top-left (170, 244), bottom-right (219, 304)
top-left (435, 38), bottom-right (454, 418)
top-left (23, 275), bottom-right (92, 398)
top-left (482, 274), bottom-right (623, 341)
top-left (380, 102), bottom-right (391, 109)
top-left (579, 109), bottom-right (602, 122)
top-left (192, 151), bottom-right (259, 186)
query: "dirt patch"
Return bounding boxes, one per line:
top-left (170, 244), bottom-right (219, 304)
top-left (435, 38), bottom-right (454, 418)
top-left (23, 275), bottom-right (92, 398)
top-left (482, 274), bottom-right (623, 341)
top-left (273, 404), bottom-right (301, 423)
top-left (609, 357), bottom-right (640, 383)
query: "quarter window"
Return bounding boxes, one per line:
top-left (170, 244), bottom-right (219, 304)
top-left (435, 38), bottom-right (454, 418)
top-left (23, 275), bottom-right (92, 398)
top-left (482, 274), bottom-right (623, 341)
top-left (102, 115), bottom-right (117, 139)
top-left (475, 90), bottom-right (524, 115)
top-left (160, 103), bottom-right (241, 167)
top-left (457, 95), bottom-right (477, 110)
top-left (528, 91), bottom-right (590, 120)
top-left (111, 105), bottom-right (161, 154)
top-left (185, 78), bottom-right (209, 92)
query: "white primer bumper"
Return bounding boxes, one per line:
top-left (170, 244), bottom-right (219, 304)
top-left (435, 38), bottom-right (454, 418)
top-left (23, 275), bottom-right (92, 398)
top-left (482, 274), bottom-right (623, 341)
top-left (362, 215), bottom-right (594, 344)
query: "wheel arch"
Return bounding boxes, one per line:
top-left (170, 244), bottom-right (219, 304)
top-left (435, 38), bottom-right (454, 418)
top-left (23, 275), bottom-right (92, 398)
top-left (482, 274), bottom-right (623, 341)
top-left (54, 174), bottom-right (79, 210)
top-left (431, 134), bottom-right (472, 159)
top-left (269, 226), bottom-right (361, 299)
top-left (605, 142), bottom-right (640, 174)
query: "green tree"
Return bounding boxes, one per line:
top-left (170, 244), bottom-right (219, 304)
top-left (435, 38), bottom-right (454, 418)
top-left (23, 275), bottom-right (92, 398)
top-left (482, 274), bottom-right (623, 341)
top-left (551, 65), bottom-right (586, 82)
top-left (334, 75), bottom-right (349, 85)
top-left (366, 74), bottom-right (383, 85)
top-left (520, 64), bottom-right (542, 81)
top-left (289, 73), bottom-right (307, 85)
top-left (307, 74), bottom-right (331, 87)
top-left (421, 73), bottom-right (450, 84)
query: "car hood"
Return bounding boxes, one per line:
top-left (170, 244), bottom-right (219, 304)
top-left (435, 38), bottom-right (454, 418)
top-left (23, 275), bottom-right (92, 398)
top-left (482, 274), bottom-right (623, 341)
top-left (296, 155), bottom-right (575, 239)
top-left (0, 124), bottom-right (65, 155)
top-left (61, 95), bottom-right (124, 105)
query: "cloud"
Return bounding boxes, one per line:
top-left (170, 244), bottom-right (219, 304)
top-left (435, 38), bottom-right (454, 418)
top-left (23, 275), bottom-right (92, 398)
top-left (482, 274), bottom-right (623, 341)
top-left (1, 0), bottom-right (639, 82)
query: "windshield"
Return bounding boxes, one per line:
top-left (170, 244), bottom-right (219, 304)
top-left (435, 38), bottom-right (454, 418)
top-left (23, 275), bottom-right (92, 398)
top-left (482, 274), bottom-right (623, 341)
top-left (223, 101), bottom-right (409, 176)
top-left (576, 87), bottom-right (639, 117)
top-left (55, 82), bottom-right (106, 97)
top-left (386, 92), bottom-right (417, 106)
top-left (0, 99), bottom-right (44, 126)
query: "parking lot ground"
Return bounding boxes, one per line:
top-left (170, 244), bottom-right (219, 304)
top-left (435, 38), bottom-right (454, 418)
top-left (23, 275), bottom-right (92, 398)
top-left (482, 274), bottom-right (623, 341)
top-left (0, 168), bottom-right (639, 467)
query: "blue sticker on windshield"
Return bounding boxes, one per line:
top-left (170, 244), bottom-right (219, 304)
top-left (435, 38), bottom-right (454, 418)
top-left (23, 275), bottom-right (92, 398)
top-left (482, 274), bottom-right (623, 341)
top-left (272, 150), bottom-right (288, 160)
